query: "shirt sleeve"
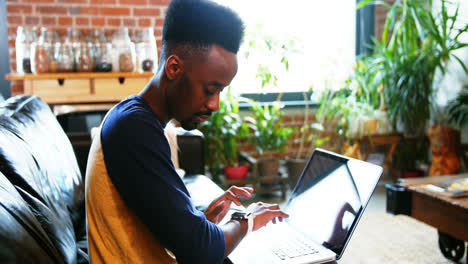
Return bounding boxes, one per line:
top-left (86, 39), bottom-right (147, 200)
top-left (101, 109), bottom-right (225, 264)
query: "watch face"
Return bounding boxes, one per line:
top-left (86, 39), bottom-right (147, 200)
top-left (231, 212), bottom-right (248, 220)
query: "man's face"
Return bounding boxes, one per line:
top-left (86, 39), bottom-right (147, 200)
top-left (168, 45), bottom-right (238, 130)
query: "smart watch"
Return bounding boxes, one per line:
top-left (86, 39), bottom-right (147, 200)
top-left (231, 211), bottom-right (254, 235)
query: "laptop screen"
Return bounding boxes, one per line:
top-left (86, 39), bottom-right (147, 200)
top-left (285, 148), bottom-right (382, 258)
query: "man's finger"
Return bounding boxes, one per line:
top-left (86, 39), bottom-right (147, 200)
top-left (264, 203), bottom-right (280, 210)
top-left (230, 186), bottom-right (253, 199)
top-left (205, 193), bottom-right (232, 212)
top-left (269, 209), bottom-right (289, 219)
top-left (225, 190), bottom-right (243, 206)
top-left (211, 201), bottom-right (226, 216)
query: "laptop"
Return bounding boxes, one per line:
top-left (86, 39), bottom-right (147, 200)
top-left (228, 148), bottom-right (383, 264)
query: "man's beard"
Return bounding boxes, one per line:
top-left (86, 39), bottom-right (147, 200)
top-left (180, 111), bottom-right (211, 131)
top-left (180, 117), bottom-right (199, 131)
top-left (173, 74), bottom-right (212, 130)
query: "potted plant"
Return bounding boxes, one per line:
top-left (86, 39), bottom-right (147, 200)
top-left (244, 97), bottom-right (294, 178)
top-left (426, 85), bottom-right (468, 176)
top-left (315, 75), bottom-right (380, 143)
top-left (198, 89), bottom-right (249, 182)
top-left (285, 91), bottom-right (330, 187)
top-left (358, 0), bottom-right (468, 137)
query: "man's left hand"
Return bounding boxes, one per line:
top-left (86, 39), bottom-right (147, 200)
top-left (204, 186), bottom-right (254, 224)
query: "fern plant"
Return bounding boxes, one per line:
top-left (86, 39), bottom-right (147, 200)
top-left (447, 85), bottom-right (468, 128)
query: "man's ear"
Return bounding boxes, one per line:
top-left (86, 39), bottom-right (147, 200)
top-left (165, 55), bottom-right (184, 80)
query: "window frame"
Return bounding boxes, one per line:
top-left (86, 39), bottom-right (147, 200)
top-left (237, 0), bottom-right (375, 108)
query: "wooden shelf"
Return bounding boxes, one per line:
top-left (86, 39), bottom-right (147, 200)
top-left (5, 72), bottom-right (154, 80)
top-left (5, 72), bottom-right (154, 105)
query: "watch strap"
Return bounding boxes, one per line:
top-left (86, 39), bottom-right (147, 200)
top-left (246, 212), bottom-right (253, 236)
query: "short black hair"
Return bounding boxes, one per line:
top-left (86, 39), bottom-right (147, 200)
top-left (162, 0), bottom-right (244, 57)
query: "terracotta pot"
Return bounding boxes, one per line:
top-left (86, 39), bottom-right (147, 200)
top-left (426, 125), bottom-right (460, 176)
top-left (257, 158), bottom-right (280, 177)
top-left (285, 156), bottom-right (307, 189)
top-left (224, 165), bottom-right (249, 180)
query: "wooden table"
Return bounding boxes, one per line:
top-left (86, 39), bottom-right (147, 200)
top-left (357, 134), bottom-right (401, 182)
top-left (392, 174), bottom-right (468, 262)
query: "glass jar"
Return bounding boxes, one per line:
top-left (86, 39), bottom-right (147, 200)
top-left (135, 28), bottom-right (158, 73)
top-left (90, 29), bottom-right (101, 71)
top-left (111, 28), bottom-right (136, 72)
top-left (49, 32), bottom-right (60, 73)
top-left (31, 27), bottom-right (58, 74)
top-left (76, 39), bottom-right (94, 72)
top-left (70, 30), bottom-right (83, 72)
top-left (96, 32), bottom-right (113, 72)
top-left (57, 29), bottom-right (75, 73)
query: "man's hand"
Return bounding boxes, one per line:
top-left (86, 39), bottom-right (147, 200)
top-left (246, 202), bottom-right (289, 231)
top-left (204, 186), bottom-right (254, 224)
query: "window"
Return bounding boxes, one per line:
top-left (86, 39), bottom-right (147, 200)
top-left (216, 0), bottom-right (356, 98)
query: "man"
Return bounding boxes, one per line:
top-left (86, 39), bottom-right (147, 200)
top-left (85, 0), bottom-right (289, 263)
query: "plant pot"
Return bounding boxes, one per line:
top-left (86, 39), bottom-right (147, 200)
top-left (257, 158), bottom-right (280, 177)
top-left (224, 165), bottom-right (249, 180)
top-left (426, 125), bottom-right (460, 176)
top-left (364, 118), bottom-right (378, 135)
top-left (285, 156), bottom-right (307, 189)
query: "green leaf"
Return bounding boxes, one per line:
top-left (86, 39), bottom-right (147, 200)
top-left (452, 54), bottom-right (468, 74)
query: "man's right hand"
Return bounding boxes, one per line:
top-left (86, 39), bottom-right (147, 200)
top-left (222, 201), bottom-right (289, 257)
top-left (246, 202), bottom-right (289, 231)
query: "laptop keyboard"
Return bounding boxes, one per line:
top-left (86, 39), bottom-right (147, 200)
top-left (271, 236), bottom-right (319, 260)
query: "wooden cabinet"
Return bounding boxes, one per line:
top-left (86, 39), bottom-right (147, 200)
top-left (5, 72), bottom-right (154, 104)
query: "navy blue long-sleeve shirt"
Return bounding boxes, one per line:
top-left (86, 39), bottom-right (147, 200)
top-left (100, 95), bottom-right (225, 263)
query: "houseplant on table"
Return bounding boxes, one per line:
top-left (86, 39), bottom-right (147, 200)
top-left (198, 89), bottom-right (249, 182)
top-left (245, 97), bottom-right (294, 178)
top-left (315, 56), bottom-right (386, 157)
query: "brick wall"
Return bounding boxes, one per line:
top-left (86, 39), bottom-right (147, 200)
top-left (6, 0), bottom-right (171, 95)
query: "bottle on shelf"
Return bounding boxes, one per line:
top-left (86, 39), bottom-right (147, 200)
top-left (135, 27), bottom-right (158, 73)
top-left (70, 30), bottom-right (83, 72)
top-left (76, 33), bottom-right (94, 72)
top-left (31, 27), bottom-right (59, 74)
top-left (111, 28), bottom-right (136, 73)
top-left (57, 29), bottom-right (75, 73)
top-left (91, 29), bottom-right (112, 72)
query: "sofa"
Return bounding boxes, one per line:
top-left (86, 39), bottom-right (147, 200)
top-left (0, 95), bottom-right (87, 263)
top-left (0, 95), bottom-right (207, 263)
